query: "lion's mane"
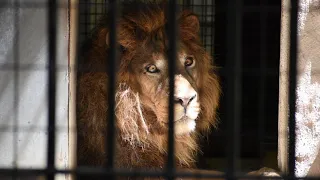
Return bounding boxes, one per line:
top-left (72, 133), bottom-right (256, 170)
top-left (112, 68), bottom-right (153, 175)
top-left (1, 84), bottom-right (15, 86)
top-left (77, 0), bottom-right (220, 171)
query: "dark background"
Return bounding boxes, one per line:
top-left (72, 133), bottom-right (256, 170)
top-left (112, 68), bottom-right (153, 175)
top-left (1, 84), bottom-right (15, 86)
top-left (198, 0), bottom-right (281, 171)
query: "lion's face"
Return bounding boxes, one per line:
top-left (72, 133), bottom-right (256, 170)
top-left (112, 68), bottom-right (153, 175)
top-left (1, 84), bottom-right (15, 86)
top-left (106, 7), bottom-right (221, 143)
top-left (116, 37), bottom-right (220, 139)
top-left (127, 50), bottom-right (200, 135)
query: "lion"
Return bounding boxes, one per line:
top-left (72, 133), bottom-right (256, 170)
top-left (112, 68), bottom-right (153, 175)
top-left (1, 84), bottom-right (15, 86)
top-left (76, 1), bottom-right (280, 179)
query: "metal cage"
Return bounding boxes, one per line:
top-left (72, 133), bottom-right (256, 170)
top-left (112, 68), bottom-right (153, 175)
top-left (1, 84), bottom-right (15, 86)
top-left (0, 0), bottom-right (315, 179)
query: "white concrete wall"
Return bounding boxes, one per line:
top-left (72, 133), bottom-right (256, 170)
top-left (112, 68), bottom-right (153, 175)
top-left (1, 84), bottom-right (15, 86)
top-left (278, 0), bottom-right (320, 177)
top-left (0, 0), bottom-right (69, 176)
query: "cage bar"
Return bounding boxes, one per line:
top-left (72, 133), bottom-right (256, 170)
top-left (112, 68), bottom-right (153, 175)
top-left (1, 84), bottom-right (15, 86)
top-left (4, 167), bottom-right (312, 179)
top-left (69, 0), bottom-right (79, 178)
top-left (226, 0), bottom-right (242, 178)
top-left (166, 0), bottom-right (177, 180)
top-left (288, 0), bottom-right (299, 178)
top-left (210, 0), bottom-right (214, 56)
top-left (106, 0), bottom-right (118, 179)
top-left (258, 0), bottom-right (267, 166)
top-left (13, 0), bottom-right (20, 172)
top-left (0, 0), bottom-right (308, 179)
top-left (47, 0), bottom-right (58, 180)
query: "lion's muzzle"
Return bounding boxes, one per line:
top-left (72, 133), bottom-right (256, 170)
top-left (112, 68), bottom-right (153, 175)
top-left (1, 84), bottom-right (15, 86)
top-left (173, 74), bottom-right (200, 135)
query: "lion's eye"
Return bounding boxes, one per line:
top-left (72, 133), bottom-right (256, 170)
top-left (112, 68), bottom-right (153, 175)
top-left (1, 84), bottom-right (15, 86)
top-left (145, 64), bottom-right (159, 73)
top-left (185, 56), bottom-right (194, 67)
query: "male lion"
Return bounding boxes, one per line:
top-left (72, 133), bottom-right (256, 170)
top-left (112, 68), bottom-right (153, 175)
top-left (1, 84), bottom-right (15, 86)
top-left (76, 1), bottom-right (282, 179)
top-left (77, 0), bottom-right (220, 170)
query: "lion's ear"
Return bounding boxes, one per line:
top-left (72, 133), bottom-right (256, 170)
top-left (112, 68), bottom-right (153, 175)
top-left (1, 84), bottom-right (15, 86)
top-left (179, 10), bottom-right (200, 34)
top-left (105, 27), bottom-right (136, 51)
top-left (93, 28), bottom-right (109, 48)
top-left (93, 27), bottom-right (127, 52)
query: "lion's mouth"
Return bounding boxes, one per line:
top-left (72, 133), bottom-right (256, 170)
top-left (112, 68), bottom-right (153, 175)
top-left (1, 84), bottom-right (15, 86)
top-left (163, 116), bottom-right (196, 135)
top-left (163, 115), bottom-right (193, 123)
top-left (175, 115), bottom-right (192, 122)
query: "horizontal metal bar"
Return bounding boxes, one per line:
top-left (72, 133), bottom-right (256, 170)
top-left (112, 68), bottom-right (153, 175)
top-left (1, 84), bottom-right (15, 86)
top-left (0, 168), bottom-right (314, 179)
top-left (0, 63), bottom-right (287, 77)
top-left (0, 3), bottom-right (284, 14)
top-left (0, 126), bottom-right (73, 132)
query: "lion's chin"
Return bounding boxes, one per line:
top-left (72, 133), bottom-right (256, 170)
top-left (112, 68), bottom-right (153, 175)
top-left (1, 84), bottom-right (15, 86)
top-left (174, 117), bottom-right (196, 136)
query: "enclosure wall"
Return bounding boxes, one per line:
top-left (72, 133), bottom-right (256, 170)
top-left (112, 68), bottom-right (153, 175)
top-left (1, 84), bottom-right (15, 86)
top-left (0, 0), bottom-right (70, 179)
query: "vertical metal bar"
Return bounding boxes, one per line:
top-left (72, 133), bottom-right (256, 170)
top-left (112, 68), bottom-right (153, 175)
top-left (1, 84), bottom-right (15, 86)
top-left (104, 0), bottom-right (108, 14)
top-left (69, 0), bottom-right (79, 178)
top-left (107, 0), bottom-right (118, 179)
top-left (13, 0), bottom-right (19, 165)
top-left (47, 0), bottom-right (57, 180)
top-left (185, 0), bottom-right (191, 8)
top-left (84, 0), bottom-right (88, 37)
top-left (191, 0), bottom-right (194, 11)
top-left (204, 0), bottom-right (207, 49)
top-left (201, 0), bottom-right (205, 45)
top-left (226, 0), bottom-right (242, 178)
top-left (258, 0), bottom-right (266, 166)
top-left (288, 0), bottom-right (299, 178)
top-left (211, 0), bottom-right (215, 56)
top-left (166, 0), bottom-right (177, 180)
top-left (95, 0), bottom-right (98, 25)
top-left (13, 0), bottom-right (20, 179)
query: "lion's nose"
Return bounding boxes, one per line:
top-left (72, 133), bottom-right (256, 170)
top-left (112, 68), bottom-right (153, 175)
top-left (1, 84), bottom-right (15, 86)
top-left (174, 94), bottom-right (196, 108)
top-left (174, 74), bottom-right (197, 109)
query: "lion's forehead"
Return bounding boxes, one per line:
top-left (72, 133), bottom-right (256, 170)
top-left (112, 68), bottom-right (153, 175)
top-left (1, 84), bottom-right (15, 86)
top-left (151, 51), bottom-right (188, 66)
top-left (152, 53), bottom-right (166, 69)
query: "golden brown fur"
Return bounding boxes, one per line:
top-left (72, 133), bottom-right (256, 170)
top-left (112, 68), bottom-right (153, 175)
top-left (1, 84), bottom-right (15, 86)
top-left (77, 1), bottom-right (221, 178)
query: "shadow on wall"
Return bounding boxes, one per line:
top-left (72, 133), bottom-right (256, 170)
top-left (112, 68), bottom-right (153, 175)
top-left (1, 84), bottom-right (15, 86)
top-left (0, 0), bottom-right (69, 174)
